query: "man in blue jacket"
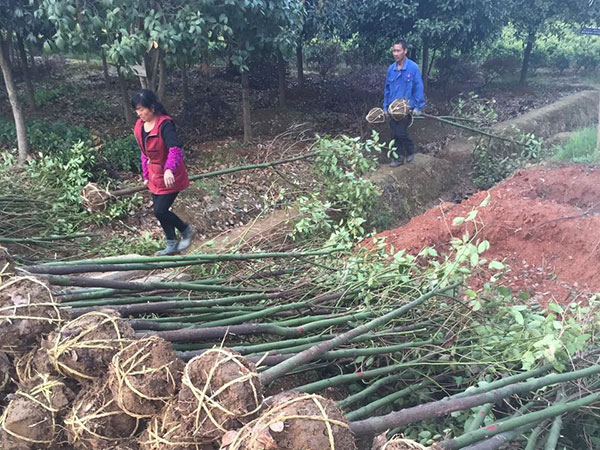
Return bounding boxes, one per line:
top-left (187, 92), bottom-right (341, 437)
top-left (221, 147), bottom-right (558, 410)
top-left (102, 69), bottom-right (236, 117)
top-left (383, 40), bottom-right (426, 167)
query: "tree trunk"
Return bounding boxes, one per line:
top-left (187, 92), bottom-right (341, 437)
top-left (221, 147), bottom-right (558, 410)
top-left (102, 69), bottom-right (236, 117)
top-left (117, 65), bottom-right (135, 125)
top-left (597, 93), bottom-right (600, 152)
top-left (150, 49), bottom-right (160, 92)
top-left (428, 49), bottom-right (436, 78)
top-left (421, 40), bottom-right (430, 93)
top-left (519, 31), bottom-right (536, 85)
top-left (157, 51), bottom-right (166, 101)
top-left (277, 51), bottom-right (286, 108)
top-left (182, 62), bottom-right (189, 99)
top-left (296, 42), bottom-right (304, 87)
top-left (0, 38), bottom-right (29, 164)
top-left (101, 49), bottom-right (111, 90)
top-left (241, 70), bottom-right (252, 143)
top-left (16, 33), bottom-right (35, 108)
top-left (27, 43), bottom-right (35, 74)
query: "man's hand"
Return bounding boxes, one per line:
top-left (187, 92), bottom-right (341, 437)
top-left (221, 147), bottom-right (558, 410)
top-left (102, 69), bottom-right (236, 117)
top-left (412, 109), bottom-right (422, 116)
top-left (164, 169), bottom-right (175, 188)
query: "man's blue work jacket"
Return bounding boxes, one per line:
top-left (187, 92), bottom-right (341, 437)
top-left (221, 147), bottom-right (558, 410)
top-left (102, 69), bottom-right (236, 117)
top-left (383, 57), bottom-right (426, 112)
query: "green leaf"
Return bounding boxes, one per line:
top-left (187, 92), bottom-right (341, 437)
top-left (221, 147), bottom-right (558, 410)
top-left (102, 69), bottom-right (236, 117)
top-left (488, 260), bottom-right (504, 270)
top-left (453, 216), bottom-right (465, 226)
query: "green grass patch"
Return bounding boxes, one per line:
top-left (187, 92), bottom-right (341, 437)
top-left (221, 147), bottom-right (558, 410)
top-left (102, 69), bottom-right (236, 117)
top-left (552, 127), bottom-right (599, 163)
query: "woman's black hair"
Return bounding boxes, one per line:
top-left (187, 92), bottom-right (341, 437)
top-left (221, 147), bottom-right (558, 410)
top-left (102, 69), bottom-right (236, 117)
top-left (131, 89), bottom-right (168, 115)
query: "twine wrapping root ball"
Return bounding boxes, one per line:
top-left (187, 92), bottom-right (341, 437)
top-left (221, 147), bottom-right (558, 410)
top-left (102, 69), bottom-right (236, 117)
top-left (109, 336), bottom-right (184, 418)
top-left (0, 276), bottom-right (65, 355)
top-left (81, 182), bottom-right (114, 213)
top-left (378, 437), bottom-right (429, 450)
top-left (65, 379), bottom-right (140, 450)
top-left (139, 399), bottom-right (214, 450)
top-left (388, 99), bottom-right (412, 121)
top-left (221, 392), bottom-right (357, 450)
top-left (47, 310), bottom-right (135, 383)
top-left (0, 374), bottom-right (74, 448)
top-left (366, 107), bottom-right (386, 124)
top-left (178, 347), bottom-right (263, 443)
top-left (14, 346), bottom-right (57, 384)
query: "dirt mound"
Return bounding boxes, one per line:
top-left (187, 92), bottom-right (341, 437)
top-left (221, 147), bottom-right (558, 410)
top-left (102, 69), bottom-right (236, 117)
top-left (109, 336), bottom-right (184, 418)
top-left (46, 309), bottom-right (135, 383)
top-left (0, 277), bottom-right (65, 355)
top-left (222, 392), bottom-right (356, 450)
top-left (369, 165), bottom-right (600, 305)
top-left (65, 379), bottom-right (140, 449)
top-left (0, 374), bottom-right (74, 448)
top-left (178, 347), bottom-right (263, 443)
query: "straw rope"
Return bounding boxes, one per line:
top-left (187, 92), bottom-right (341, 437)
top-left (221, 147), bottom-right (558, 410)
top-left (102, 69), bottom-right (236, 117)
top-left (226, 393), bottom-right (349, 450)
top-left (81, 182), bottom-right (114, 213)
top-left (366, 107), bottom-right (386, 124)
top-left (182, 348), bottom-right (262, 437)
top-left (388, 99), bottom-right (412, 121)
top-left (0, 375), bottom-right (66, 445)
top-left (0, 276), bottom-right (63, 324)
top-left (48, 311), bottom-right (132, 381)
top-left (381, 436), bottom-right (428, 450)
top-left (110, 336), bottom-right (180, 418)
top-left (65, 388), bottom-right (140, 444)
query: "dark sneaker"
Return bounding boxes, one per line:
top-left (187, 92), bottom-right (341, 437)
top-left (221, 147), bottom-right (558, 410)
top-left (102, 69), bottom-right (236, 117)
top-left (156, 239), bottom-right (179, 256)
top-left (389, 158), bottom-right (404, 167)
top-left (406, 152), bottom-right (415, 163)
top-left (177, 225), bottom-right (195, 252)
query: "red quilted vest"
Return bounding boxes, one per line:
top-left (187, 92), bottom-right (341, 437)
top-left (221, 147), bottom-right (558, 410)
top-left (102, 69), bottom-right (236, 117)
top-left (133, 114), bottom-right (190, 195)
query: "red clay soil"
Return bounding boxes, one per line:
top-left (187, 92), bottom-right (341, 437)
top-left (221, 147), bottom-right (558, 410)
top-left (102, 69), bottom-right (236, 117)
top-left (370, 165), bottom-right (600, 306)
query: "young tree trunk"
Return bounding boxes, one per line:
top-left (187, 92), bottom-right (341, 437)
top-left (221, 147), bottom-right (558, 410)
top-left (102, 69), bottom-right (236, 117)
top-left (150, 49), bottom-right (160, 92)
top-left (241, 70), bottom-right (252, 143)
top-left (182, 62), bottom-right (189, 99)
top-left (27, 43), bottom-right (36, 74)
top-left (519, 31), bottom-right (536, 85)
top-left (421, 40), bottom-right (430, 93)
top-left (296, 42), bottom-right (304, 87)
top-left (428, 49), bottom-right (437, 78)
top-left (16, 33), bottom-right (35, 108)
top-left (117, 65), bottom-right (135, 125)
top-left (157, 52), bottom-right (166, 101)
top-left (597, 94), bottom-right (600, 151)
top-left (101, 49), bottom-right (111, 90)
top-left (0, 38), bottom-right (29, 164)
top-left (277, 51), bottom-right (286, 108)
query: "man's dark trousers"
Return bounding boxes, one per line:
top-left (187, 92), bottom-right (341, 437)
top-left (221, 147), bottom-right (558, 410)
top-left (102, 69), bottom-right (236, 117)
top-left (389, 116), bottom-right (415, 162)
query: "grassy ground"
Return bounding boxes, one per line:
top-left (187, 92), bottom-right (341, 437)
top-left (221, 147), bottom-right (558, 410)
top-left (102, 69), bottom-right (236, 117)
top-left (552, 126), bottom-right (599, 163)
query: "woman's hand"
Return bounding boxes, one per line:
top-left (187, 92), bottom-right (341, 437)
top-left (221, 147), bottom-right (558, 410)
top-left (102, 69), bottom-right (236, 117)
top-left (143, 179), bottom-right (149, 186)
top-left (164, 169), bottom-right (175, 188)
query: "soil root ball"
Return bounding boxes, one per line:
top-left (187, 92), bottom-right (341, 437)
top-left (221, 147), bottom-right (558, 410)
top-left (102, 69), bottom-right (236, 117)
top-left (372, 436), bottom-right (428, 450)
top-left (139, 399), bottom-right (214, 450)
top-left (46, 309), bottom-right (135, 383)
top-left (178, 347), bottom-right (263, 442)
top-left (109, 336), bottom-right (184, 418)
top-left (14, 346), bottom-right (58, 383)
top-left (0, 351), bottom-right (11, 393)
top-left (81, 182), bottom-right (113, 213)
top-left (0, 374), bottom-right (74, 449)
top-left (65, 379), bottom-right (141, 449)
top-left (222, 392), bottom-right (357, 450)
top-left (0, 277), bottom-right (64, 355)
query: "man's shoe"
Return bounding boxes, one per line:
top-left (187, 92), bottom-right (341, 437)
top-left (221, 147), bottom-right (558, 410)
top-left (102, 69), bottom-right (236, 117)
top-left (389, 158), bottom-right (404, 167)
top-left (406, 152), bottom-right (415, 163)
top-left (177, 225), bottom-right (195, 252)
top-left (156, 239), bottom-right (179, 256)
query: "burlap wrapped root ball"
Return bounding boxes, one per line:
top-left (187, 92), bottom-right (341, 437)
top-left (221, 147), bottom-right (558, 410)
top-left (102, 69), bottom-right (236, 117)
top-left (109, 336), bottom-right (184, 418)
top-left (178, 348), bottom-right (263, 443)
top-left (65, 379), bottom-right (141, 449)
top-left (139, 399), bottom-right (214, 450)
top-left (221, 392), bottom-right (357, 450)
top-left (46, 309), bottom-right (135, 383)
top-left (0, 374), bottom-right (75, 449)
top-left (81, 182), bottom-right (113, 213)
top-left (0, 277), bottom-right (65, 355)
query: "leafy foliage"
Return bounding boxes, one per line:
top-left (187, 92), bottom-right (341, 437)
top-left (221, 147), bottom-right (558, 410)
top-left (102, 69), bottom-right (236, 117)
top-left (552, 126), bottom-right (599, 164)
top-left (101, 135), bottom-right (141, 172)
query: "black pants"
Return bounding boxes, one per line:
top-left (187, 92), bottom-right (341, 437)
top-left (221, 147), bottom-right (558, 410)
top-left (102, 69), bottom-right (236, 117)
top-left (389, 117), bottom-right (415, 160)
top-left (152, 193), bottom-right (188, 240)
